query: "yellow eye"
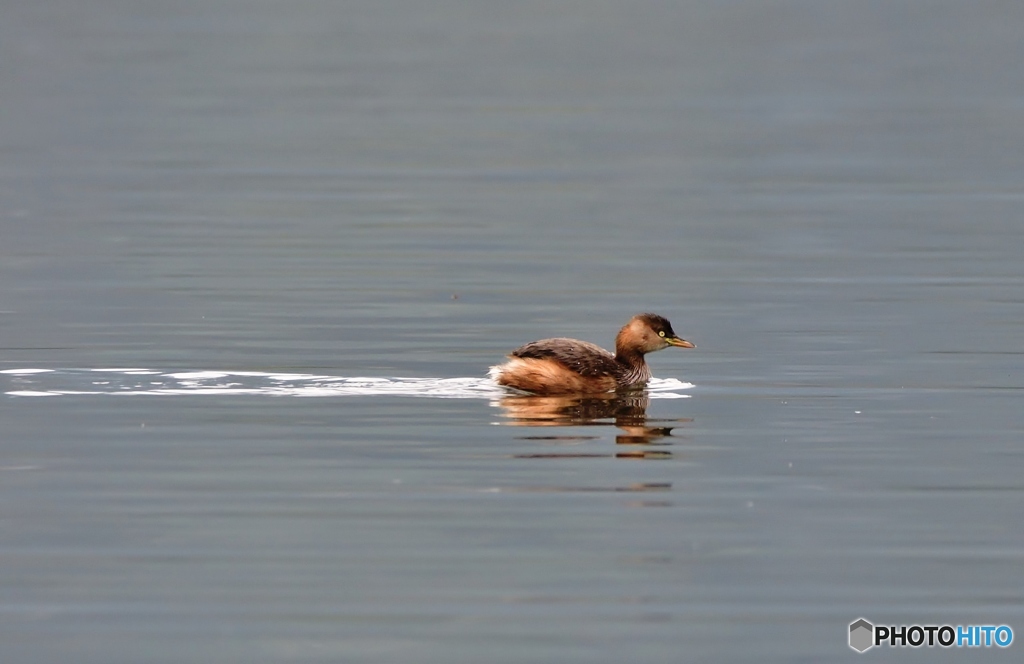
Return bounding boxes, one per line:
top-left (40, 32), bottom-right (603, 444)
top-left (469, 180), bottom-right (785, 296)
top-left (658, 331), bottom-right (666, 337)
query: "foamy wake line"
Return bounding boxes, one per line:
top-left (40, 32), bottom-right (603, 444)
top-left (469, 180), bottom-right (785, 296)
top-left (2, 368), bottom-right (693, 399)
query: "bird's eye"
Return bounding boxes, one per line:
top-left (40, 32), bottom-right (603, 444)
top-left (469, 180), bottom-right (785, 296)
top-left (658, 331), bottom-right (666, 337)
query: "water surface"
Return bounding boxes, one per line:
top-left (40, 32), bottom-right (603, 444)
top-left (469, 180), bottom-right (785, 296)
top-left (2, 1), bottom-right (1023, 662)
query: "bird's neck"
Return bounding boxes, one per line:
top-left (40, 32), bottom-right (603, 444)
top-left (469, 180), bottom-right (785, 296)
top-left (614, 348), bottom-right (651, 384)
top-left (614, 346), bottom-right (645, 366)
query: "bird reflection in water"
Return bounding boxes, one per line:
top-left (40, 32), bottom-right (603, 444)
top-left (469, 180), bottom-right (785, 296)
top-left (493, 391), bottom-right (691, 460)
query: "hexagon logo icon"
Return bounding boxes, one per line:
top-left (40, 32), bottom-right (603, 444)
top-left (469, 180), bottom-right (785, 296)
top-left (849, 618), bottom-right (874, 652)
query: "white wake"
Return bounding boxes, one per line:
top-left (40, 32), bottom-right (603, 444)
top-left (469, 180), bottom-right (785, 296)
top-left (2, 368), bottom-right (693, 399)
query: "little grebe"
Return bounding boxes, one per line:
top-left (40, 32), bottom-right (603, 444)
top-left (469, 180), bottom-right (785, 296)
top-left (489, 313), bottom-right (694, 395)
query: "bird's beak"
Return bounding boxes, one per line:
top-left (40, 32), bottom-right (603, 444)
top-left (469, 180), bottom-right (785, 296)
top-left (667, 337), bottom-right (695, 349)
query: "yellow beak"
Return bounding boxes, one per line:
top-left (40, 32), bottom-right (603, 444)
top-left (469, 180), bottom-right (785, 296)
top-left (667, 337), bottom-right (695, 349)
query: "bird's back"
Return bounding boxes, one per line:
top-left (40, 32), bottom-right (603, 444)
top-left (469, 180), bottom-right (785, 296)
top-left (509, 337), bottom-right (621, 379)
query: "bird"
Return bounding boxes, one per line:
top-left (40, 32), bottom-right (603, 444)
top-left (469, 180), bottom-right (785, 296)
top-left (489, 313), bottom-right (693, 395)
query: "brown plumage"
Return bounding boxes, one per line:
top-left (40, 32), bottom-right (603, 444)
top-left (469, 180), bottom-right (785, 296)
top-left (490, 313), bottom-right (694, 395)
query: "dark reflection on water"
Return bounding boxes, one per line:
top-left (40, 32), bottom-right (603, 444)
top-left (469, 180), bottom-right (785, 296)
top-left (496, 392), bottom-right (690, 460)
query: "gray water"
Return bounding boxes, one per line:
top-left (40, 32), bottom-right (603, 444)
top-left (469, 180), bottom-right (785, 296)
top-left (2, 1), bottom-right (1023, 662)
